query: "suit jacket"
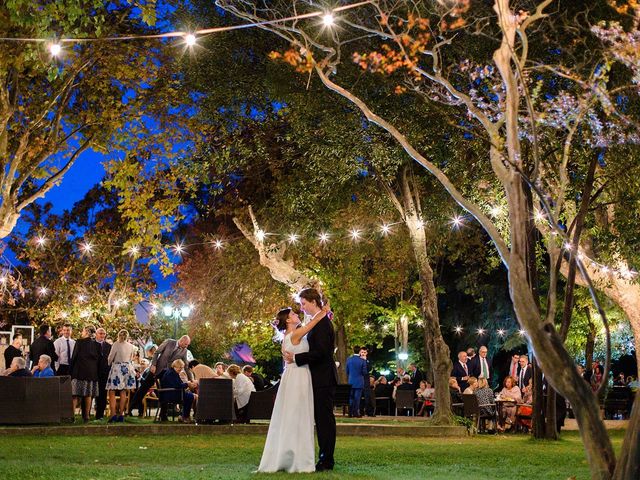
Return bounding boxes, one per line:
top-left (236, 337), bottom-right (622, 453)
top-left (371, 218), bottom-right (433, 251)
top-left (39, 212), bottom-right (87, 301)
top-left (96, 341), bottom-right (112, 379)
top-left (158, 368), bottom-right (187, 403)
top-left (469, 355), bottom-right (493, 380)
top-left (294, 315), bottom-right (338, 389)
top-left (451, 360), bottom-right (470, 391)
top-left (152, 339), bottom-right (193, 380)
top-left (29, 336), bottom-right (57, 369)
top-left (410, 368), bottom-right (425, 391)
top-left (3, 345), bottom-right (22, 370)
top-left (70, 337), bottom-right (101, 381)
top-left (345, 354), bottom-right (368, 389)
top-left (517, 364), bottom-right (533, 389)
top-left (251, 372), bottom-right (266, 391)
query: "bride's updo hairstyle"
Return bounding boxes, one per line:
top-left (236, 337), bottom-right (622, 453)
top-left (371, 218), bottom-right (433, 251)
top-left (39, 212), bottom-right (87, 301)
top-left (298, 288), bottom-right (323, 308)
top-left (274, 307), bottom-right (292, 332)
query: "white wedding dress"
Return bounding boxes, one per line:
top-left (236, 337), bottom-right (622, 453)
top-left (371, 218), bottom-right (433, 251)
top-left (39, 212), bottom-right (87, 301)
top-left (258, 333), bottom-right (315, 473)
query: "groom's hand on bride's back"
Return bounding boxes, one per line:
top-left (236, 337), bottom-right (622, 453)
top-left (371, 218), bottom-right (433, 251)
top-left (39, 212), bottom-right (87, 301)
top-left (283, 351), bottom-right (295, 364)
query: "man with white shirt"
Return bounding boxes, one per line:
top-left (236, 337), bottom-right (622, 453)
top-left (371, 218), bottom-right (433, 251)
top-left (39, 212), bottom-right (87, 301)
top-left (518, 355), bottom-right (533, 390)
top-left (470, 346), bottom-right (492, 383)
top-left (451, 351), bottom-right (470, 391)
top-left (53, 324), bottom-right (75, 376)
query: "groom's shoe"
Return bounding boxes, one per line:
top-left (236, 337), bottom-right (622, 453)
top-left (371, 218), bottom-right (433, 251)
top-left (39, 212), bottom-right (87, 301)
top-left (315, 462), bottom-right (334, 472)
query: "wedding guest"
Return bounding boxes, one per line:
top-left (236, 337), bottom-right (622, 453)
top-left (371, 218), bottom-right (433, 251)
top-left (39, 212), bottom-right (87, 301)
top-left (214, 362), bottom-right (228, 378)
top-left (53, 324), bottom-right (75, 376)
top-left (106, 329), bottom-right (136, 422)
top-left (4, 334), bottom-right (23, 370)
top-left (158, 359), bottom-right (197, 423)
top-left (30, 325), bottom-right (57, 372)
top-left (522, 378), bottom-right (533, 404)
top-left (346, 346), bottom-right (368, 417)
top-left (32, 354), bottom-right (55, 377)
top-left (449, 377), bottom-right (463, 415)
top-left (474, 377), bottom-right (497, 420)
top-left (451, 351), bottom-right (470, 391)
top-left (463, 376), bottom-right (478, 395)
top-left (94, 327), bottom-right (112, 420)
top-left (227, 364), bottom-right (255, 423)
top-left (360, 348), bottom-right (374, 416)
top-left (408, 363), bottom-right (425, 391)
top-left (507, 353), bottom-right (520, 380)
top-left (70, 325), bottom-right (101, 422)
top-left (365, 375), bottom-right (376, 417)
top-left (517, 355), bottom-right (532, 390)
top-left (416, 380), bottom-right (435, 416)
top-left (242, 365), bottom-right (265, 390)
top-left (469, 345), bottom-right (492, 382)
top-left (7, 356), bottom-right (32, 377)
top-left (466, 347), bottom-right (476, 362)
top-left (189, 360), bottom-right (216, 382)
top-left (497, 375), bottom-right (522, 431)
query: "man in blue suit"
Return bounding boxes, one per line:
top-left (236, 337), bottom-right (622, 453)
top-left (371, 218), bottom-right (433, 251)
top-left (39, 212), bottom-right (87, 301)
top-left (345, 346), bottom-right (368, 417)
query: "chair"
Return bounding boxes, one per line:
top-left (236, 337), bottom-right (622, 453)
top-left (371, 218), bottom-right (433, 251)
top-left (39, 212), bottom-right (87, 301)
top-left (247, 381), bottom-right (279, 422)
top-left (154, 377), bottom-right (184, 422)
top-left (195, 378), bottom-right (234, 423)
top-left (395, 390), bottom-right (415, 416)
top-left (462, 394), bottom-right (496, 433)
top-left (604, 386), bottom-right (632, 419)
top-left (515, 404), bottom-right (533, 432)
top-left (333, 384), bottom-right (352, 416)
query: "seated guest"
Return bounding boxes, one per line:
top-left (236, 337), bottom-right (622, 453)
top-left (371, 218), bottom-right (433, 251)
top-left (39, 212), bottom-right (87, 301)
top-left (474, 377), bottom-right (496, 419)
top-left (614, 372), bottom-right (627, 387)
top-left (522, 379), bottom-right (533, 404)
top-left (374, 376), bottom-right (393, 415)
top-left (463, 376), bottom-right (478, 395)
top-left (188, 360), bottom-right (216, 382)
top-left (497, 376), bottom-right (522, 431)
top-left (214, 362), bottom-right (229, 378)
top-left (243, 365), bottom-right (265, 391)
top-left (32, 354), bottom-right (55, 377)
top-left (416, 380), bottom-right (435, 417)
top-left (7, 357), bottom-right (32, 377)
top-left (449, 377), bottom-right (463, 404)
top-left (158, 359), bottom-right (197, 423)
top-left (226, 364), bottom-right (255, 423)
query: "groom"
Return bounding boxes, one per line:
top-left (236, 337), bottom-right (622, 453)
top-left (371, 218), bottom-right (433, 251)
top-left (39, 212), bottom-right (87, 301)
top-left (284, 288), bottom-right (338, 472)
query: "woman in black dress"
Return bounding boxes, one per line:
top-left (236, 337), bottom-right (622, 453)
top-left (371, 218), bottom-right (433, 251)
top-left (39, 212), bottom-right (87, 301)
top-left (71, 325), bottom-right (101, 422)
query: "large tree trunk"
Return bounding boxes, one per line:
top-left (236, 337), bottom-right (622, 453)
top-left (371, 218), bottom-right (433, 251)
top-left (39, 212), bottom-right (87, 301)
top-left (613, 391), bottom-right (640, 480)
top-left (335, 319), bottom-right (348, 383)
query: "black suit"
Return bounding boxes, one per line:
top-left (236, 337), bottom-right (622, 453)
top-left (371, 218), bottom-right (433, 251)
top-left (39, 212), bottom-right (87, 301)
top-left (29, 336), bottom-right (57, 371)
top-left (251, 372), bottom-right (266, 391)
top-left (295, 314), bottom-right (338, 468)
top-left (451, 360), bottom-right (470, 391)
top-left (409, 367), bottom-right (425, 391)
top-left (517, 364), bottom-right (533, 389)
top-left (95, 341), bottom-right (112, 419)
top-left (469, 355), bottom-right (492, 381)
top-left (4, 345), bottom-right (22, 370)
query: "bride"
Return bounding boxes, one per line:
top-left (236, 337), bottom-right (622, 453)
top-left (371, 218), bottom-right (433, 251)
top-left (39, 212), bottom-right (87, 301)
top-left (257, 305), bottom-right (327, 473)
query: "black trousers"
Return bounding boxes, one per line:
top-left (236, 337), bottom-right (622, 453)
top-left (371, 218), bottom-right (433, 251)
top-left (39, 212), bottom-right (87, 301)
top-left (313, 385), bottom-right (336, 466)
top-left (95, 374), bottom-right (109, 419)
top-left (56, 365), bottom-right (71, 376)
top-left (129, 372), bottom-right (156, 414)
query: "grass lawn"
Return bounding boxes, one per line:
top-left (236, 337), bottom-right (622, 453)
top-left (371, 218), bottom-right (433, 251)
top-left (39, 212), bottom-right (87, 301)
top-left (0, 430), bottom-right (625, 480)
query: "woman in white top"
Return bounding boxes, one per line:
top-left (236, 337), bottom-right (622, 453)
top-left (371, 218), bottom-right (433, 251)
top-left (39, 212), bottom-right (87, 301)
top-left (226, 364), bottom-right (256, 423)
top-left (106, 329), bottom-right (136, 422)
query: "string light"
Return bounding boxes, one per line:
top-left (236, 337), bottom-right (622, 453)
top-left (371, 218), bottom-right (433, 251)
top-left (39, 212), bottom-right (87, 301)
top-left (451, 215), bottom-right (463, 229)
top-left (416, 320), bottom-right (424, 327)
top-left (232, 321), bottom-right (239, 328)
top-left (38, 286), bottom-right (49, 296)
top-left (497, 329), bottom-right (505, 336)
top-left (36, 236), bottom-right (47, 247)
top-left (534, 209), bottom-right (545, 222)
top-left (322, 13), bottom-right (335, 26)
top-left (477, 328), bottom-right (486, 335)
top-left (455, 326), bottom-right (463, 334)
top-left (184, 33), bottom-right (196, 46)
top-left (172, 242), bottom-right (185, 255)
top-left (519, 329), bottom-right (526, 336)
top-left (288, 233), bottom-right (299, 244)
top-left (213, 239), bottom-right (223, 249)
top-left (318, 232), bottom-right (330, 243)
top-left (256, 230), bottom-right (266, 242)
top-left (49, 43), bottom-right (61, 56)
top-left (416, 219), bottom-right (424, 229)
top-left (80, 241), bottom-right (93, 254)
top-left (380, 224), bottom-right (391, 235)
top-left (77, 294), bottom-right (87, 302)
top-left (364, 324), bottom-right (371, 330)
top-left (128, 245), bottom-right (140, 256)
top-left (349, 229), bottom-right (361, 241)
top-left (489, 206), bottom-right (503, 217)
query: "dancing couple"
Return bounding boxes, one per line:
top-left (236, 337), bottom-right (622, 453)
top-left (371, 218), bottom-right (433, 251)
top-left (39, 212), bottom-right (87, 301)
top-left (258, 288), bottom-right (338, 473)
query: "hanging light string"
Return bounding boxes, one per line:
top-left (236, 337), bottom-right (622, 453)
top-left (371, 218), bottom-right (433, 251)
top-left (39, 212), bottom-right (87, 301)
top-left (0, 1), bottom-right (371, 48)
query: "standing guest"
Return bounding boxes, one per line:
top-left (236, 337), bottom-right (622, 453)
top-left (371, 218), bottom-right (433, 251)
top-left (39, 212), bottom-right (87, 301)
top-left (469, 346), bottom-right (492, 383)
top-left (466, 347), bottom-right (476, 362)
top-left (158, 359), bottom-right (197, 423)
top-left (345, 346), bottom-right (368, 417)
top-left (129, 335), bottom-right (193, 416)
top-left (6, 357), bottom-right (32, 377)
top-left (591, 364), bottom-right (604, 392)
top-left (451, 351), bottom-right (470, 391)
top-left (53, 324), bottom-right (76, 376)
top-left (360, 348), bottom-right (374, 416)
top-left (517, 355), bottom-right (533, 390)
top-left (32, 354), bottom-right (55, 377)
top-left (227, 364), bottom-right (256, 423)
top-left (242, 365), bottom-right (265, 391)
top-left (30, 325), bottom-right (57, 372)
top-left (4, 334), bottom-right (23, 370)
top-left (507, 354), bottom-right (520, 381)
top-left (94, 327), bottom-right (112, 420)
top-left (463, 376), bottom-right (478, 395)
top-left (497, 376), bottom-right (522, 431)
top-left (189, 360), bottom-right (216, 382)
top-left (70, 325), bottom-right (101, 422)
top-left (106, 329), bottom-right (136, 422)
top-left (396, 366), bottom-right (406, 378)
top-left (408, 363), bottom-right (425, 392)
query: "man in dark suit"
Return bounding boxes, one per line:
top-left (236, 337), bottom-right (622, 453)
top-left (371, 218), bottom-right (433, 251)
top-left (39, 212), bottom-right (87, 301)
top-left (242, 365), bottom-right (265, 390)
top-left (408, 363), bottom-right (425, 391)
top-left (346, 346), bottom-right (368, 417)
top-left (29, 325), bottom-right (57, 372)
top-left (451, 351), bottom-right (470, 391)
top-left (129, 335), bottom-right (193, 417)
top-left (518, 355), bottom-right (533, 390)
top-left (4, 334), bottom-right (24, 370)
top-left (284, 288), bottom-right (338, 472)
top-left (94, 328), bottom-right (112, 420)
top-left (469, 345), bottom-right (492, 384)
